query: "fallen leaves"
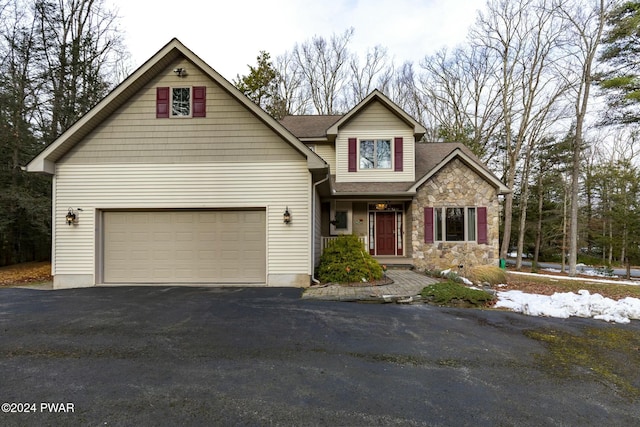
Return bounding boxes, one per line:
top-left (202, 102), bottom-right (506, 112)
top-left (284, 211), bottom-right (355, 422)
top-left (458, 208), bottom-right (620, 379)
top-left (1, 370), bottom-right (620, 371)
top-left (0, 262), bottom-right (52, 286)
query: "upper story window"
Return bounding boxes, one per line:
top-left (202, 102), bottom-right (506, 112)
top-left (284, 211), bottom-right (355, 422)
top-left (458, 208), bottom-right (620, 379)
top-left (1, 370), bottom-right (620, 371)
top-left (172, 87), bottom-right (191, 117)
top-left (348, 137), bottom-right (402, 172)
top-left (360, 139), bottom-right (391, 169)
top-left (156, 86), bottom-right (206, 118)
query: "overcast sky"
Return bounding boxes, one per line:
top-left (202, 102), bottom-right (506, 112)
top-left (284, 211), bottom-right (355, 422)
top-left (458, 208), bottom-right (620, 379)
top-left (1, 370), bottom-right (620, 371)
top-left (112, 0), bottom-right (484, 80)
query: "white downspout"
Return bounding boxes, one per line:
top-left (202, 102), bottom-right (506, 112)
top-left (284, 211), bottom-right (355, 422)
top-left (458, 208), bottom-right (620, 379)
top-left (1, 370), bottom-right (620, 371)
top-left (311, 174), bottom-right (330, 285)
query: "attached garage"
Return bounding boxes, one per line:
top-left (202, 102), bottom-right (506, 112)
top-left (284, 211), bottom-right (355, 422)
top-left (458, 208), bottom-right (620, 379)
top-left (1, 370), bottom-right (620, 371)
top-left (25, 39), bottom-right (325, 289)
top-left (102, 210), bottom-right (266, 284)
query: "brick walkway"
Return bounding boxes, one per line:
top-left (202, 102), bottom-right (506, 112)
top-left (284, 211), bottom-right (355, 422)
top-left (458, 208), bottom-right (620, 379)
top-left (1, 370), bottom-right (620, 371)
top-left (302, 270), bottom-right (439, 302)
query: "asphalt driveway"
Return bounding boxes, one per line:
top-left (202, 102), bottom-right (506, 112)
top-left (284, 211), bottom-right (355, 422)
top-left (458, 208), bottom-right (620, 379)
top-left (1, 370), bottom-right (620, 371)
top-left (0, 286), bottom-right (639, 426)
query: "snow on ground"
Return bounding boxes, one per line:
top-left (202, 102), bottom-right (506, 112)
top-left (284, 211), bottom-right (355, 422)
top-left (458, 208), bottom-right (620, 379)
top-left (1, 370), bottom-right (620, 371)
top-left (495, 290), bottom-right (640, 324)
top-left (444, 266), bottom-right (640, 323)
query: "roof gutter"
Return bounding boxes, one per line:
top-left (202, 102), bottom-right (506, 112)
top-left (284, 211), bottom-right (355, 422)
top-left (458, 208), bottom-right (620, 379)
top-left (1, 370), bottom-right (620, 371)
top-left (331, 191), bottom-right (416, 197)
top-left (311, 174), bottom-right (330, 285)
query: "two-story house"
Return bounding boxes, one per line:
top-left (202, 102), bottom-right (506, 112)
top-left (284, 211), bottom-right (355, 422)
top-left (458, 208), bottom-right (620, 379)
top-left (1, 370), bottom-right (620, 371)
top-left (26, 38), bottom-right (508, 289)
top-left (281, 92), bottom-right (509, 273)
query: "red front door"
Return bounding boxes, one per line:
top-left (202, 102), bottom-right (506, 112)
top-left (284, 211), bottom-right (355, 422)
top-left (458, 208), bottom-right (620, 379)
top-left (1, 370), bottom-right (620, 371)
top-left (376, 212), bottom-right (396, 255)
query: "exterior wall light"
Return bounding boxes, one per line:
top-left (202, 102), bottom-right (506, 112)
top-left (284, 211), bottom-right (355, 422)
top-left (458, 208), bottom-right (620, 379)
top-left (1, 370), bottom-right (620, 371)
top-left (283, 207), bottom-right (291, 224)
top-left (173, 67), bottom-right (187, 77)
top-left (65, 207), bottom-right (82, 226)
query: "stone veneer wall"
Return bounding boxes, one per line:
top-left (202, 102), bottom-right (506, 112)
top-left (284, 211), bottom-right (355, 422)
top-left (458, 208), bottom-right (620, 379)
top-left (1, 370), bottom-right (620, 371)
top-left (411, 158), bottom-right (500, 271)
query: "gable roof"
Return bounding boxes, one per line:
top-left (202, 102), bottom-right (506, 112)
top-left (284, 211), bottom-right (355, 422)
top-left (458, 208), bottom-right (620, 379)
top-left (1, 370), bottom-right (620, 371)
top-left (331, 142), bottom-right (510, 196)
top-left (410, 143), bottom-right (510, 194)
top-left (279, 115), bottom-right (342, 140)
top-left (26, 38), bottom-right (327, 174)
top-left (326, 90), bottom-right (426, 140)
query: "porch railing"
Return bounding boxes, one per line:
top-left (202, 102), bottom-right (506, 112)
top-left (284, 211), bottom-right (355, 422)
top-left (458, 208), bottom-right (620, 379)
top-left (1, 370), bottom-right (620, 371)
top-left (321, 236), bottom-right (368, 253)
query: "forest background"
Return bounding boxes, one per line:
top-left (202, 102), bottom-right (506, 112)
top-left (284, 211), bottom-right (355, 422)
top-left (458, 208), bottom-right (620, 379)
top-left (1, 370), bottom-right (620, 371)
top-left (1, 0), bottom-right (639, 277)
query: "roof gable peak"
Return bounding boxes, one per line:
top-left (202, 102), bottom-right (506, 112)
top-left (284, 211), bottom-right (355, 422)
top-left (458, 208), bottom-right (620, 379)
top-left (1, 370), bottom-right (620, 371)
top-left (327, 89), bottom-right (426, 138)
top-left (26, 38), bottom-right (327, 173)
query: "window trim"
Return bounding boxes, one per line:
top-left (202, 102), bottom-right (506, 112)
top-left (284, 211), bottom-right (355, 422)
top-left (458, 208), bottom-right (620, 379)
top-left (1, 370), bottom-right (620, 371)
top-left (358, 139), bottom-right (392, 170)
top-left (433, 207), bottom-right (479, 243)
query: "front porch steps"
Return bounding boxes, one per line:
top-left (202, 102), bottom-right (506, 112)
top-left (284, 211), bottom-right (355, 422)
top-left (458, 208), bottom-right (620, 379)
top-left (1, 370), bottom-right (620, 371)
top-left (373, 256), bottom-right (413, 270)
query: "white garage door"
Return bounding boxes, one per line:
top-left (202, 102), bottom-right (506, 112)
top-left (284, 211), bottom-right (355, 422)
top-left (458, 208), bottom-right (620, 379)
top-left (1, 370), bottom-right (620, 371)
top-left (103, 210), bottom-right (266, 284)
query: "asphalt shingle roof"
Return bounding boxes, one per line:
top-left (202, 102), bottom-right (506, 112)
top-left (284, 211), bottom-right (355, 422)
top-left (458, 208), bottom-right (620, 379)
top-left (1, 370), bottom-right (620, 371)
top-left (280, 114), bottom-right (503, 195)
top-left (279, 115), bottom-right (342, 138)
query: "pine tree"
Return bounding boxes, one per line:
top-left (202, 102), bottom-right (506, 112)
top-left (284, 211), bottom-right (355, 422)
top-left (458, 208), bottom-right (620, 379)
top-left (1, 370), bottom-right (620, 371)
top-left (234, 51), bottom-right (286, 119)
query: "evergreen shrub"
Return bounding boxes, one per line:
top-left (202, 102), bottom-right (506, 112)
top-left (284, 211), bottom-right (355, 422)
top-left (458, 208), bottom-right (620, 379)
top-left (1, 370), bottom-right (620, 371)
top-left (317, 235), bottom-right (383, 283)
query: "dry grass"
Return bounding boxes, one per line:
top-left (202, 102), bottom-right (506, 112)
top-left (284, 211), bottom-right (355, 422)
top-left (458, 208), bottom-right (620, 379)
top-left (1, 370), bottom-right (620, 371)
top-left (467, 265), bottom-right (507, 285)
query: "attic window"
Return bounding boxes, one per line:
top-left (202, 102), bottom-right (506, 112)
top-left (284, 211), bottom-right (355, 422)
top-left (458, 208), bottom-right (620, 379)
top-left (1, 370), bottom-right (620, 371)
top-left (172, 87), bottom-right (191, 117)
top-left (156, 86), bottom-right (206, 118)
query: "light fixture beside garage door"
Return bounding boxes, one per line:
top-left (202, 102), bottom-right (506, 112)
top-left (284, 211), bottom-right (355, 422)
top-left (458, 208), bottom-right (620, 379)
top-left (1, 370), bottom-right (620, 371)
top-left (283, 207), bottom-right (291, 224)
top-left (65, 207), bottom-right (82, 226)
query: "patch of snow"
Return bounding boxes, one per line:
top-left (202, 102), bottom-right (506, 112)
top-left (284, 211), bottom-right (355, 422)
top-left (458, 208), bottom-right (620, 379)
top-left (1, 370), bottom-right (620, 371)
top-left (461, 277), bottom-right (473, 286)
top-left (496, 290), bottom-right (640, 324)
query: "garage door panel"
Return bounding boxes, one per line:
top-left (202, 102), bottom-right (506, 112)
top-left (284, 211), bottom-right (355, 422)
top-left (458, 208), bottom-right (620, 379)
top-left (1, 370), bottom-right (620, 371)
top-left (103, 210), bottom-right (265, 284)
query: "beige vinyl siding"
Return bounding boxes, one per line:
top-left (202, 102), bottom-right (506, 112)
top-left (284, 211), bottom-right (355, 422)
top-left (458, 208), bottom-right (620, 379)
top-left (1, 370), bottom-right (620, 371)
top-left (335, 101), bottom-right (415, 183)
top-left (314, 143), bottom-right (336, 173)
top-left (345, 101), bottom-right (410, 130)
top-left (60, 57), bottom-right (302, 165)
top-left (54, 161), bottom-right (311, 282)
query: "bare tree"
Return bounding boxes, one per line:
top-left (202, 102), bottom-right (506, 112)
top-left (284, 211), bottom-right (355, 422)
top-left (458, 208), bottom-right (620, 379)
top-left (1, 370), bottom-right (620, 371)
top-left (0, 0), bottom-right (126, 265)
top-left (35, 0), bottom-right (125, 142)
top-left (292, 27), bottom-right (354, 114)
top-left (275, 50), bottom-right (311, 115)
top-left (555, 0), bottom-right (610, 276)
top-left (384, 61), bottom-right (425, 127)
top-left (470, 0), bottom-right (567, 263)
top-left (420, 46), bottom-right (503, 159)
top-left (348, 45), bottom-right (391, 105)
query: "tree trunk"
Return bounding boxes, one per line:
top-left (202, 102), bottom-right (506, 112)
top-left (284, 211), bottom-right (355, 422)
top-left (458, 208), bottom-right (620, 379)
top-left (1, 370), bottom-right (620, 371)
top-left (516, 143), bottom-right (535, 269)
top-left (562, 180), bottom-right (568, 273)
top-left (533, 172), bottom-right (544, 270)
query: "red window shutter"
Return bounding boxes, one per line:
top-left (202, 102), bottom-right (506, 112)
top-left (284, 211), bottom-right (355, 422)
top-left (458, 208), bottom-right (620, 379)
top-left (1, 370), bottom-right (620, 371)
top-left (348, 138), bottom-right (357, 172)
top-left (424, 207), bottom-right (434, 243)
top-left (156, 87), bottom-right (169, 118)
top-left (477, 207), bottom-right (488, 244)
top-left (192, 86), bottom-right (206, 117)
top-left (394, 137), bottom-right (403, 171)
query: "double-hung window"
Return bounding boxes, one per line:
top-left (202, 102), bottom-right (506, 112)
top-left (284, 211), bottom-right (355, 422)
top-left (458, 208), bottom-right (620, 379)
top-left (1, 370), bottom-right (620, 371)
top-left (156, 86), bottom-right (206, 118)
top-left (171, 87), bottom-right (191, 117)
top-left (359, 139), bottom-right (391, 169)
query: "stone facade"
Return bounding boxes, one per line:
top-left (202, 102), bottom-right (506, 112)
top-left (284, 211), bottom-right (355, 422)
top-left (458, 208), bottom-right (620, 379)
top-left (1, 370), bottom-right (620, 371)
top-left (411, 158), bottom-right (500, 271)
